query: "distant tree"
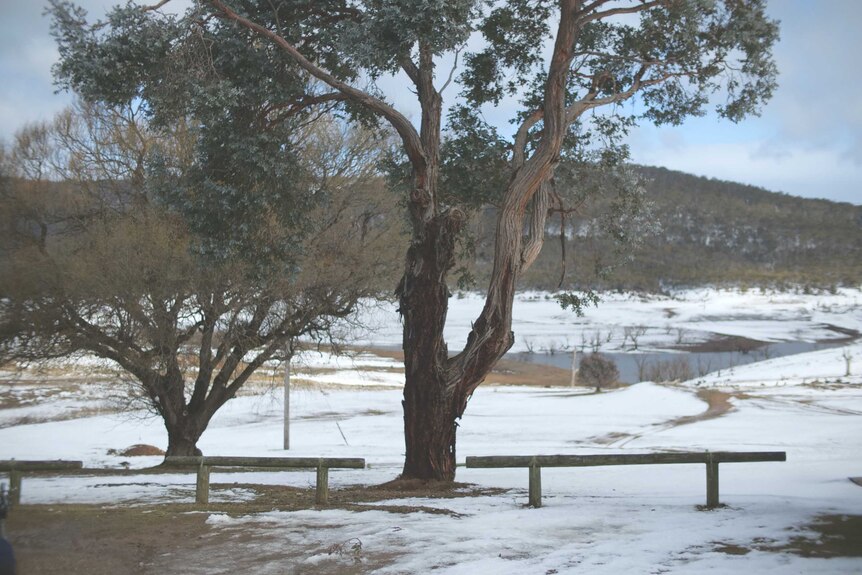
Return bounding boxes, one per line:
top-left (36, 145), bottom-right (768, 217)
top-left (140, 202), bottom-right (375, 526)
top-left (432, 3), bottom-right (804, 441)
top-left (0, 101), bottom-right (400, 456)
top-left (577, 353), bottom-right (619, 392)
top-left (49, 0), bottom-right (779, 479)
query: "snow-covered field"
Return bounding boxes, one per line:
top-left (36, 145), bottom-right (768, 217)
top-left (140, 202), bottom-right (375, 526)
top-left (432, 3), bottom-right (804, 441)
top-left (352, 287), bottom-right (862, 353)
top-left (1, 288), bottom-right (861, 573)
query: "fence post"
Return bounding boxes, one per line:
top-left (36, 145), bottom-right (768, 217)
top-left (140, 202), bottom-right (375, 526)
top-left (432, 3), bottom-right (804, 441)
top-left (705, 452), bottom-right (719, 508)
top-left (528, 458), bottom-right (542, 508)
top-left (8, 471), bottom-right (21, 506)
top-left (196, 464), bottom-right (211, 504)
top-left (316, 462), bottom-right (329, 505)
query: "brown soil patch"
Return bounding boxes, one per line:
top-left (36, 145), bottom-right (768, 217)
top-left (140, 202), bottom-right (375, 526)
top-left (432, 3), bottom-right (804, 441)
top-left (108, 444), bottom-right (166, 457)
top-left (675, 335), bottom-right (765, 353)
top-left (587, 388), bottom-right (735, 447)
top-left (819, 324), bottom-right (861, 344)
top-left (486, 357), bottom-right (574, 387)
top-left (713, 514), bottom-right (862, 559)
top-left (359, 346), bottom-right (574, 387)
top-left (667, 389), bottom-right (735, 427)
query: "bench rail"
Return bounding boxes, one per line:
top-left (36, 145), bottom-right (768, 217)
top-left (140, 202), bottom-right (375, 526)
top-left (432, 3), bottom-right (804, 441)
top-left (163, 456), bottom-right (365, 469)
top-left (0, 460), bottom-right (84, 505)
top-left (162, 456), bottom-right (366, 505)
top-left (465, 451), bottom-right (786, 508)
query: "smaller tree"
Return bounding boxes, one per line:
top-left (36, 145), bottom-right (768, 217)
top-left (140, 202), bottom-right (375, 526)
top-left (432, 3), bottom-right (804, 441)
top-left (577, 353), bottom-right (619, 392)
top-left (0, 102), bottom-right (400, 456)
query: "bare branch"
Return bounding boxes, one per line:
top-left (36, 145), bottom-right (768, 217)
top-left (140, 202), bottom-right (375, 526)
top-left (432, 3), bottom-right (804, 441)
top-left (141, 0), bottom-right (172, 12)
top-left (439, 46), bottom-right (463, 94)
top-left (579, 0), bottom-right (669, 25)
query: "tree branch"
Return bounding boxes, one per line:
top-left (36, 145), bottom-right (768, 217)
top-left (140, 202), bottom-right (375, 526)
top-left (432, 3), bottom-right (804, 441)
top-left (520, 178), bottom-right (553, 271)
top-left (579, 0), bottom-right (668, 25)
top-left (439, 46), bottom-right (462, 94)
top-left (207, 0), bottom-right (426, 173)
top-left (512, 109), bottom-right (544, 171)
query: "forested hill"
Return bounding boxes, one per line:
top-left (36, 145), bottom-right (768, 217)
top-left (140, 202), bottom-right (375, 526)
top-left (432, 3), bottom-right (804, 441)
top-left (480, 165), bottom-right (862, 291)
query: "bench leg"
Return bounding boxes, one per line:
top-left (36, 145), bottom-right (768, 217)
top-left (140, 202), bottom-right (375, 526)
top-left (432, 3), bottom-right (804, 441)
top-left (316, 466), bottom-right (329, 505)
top-left (196, 465), bottom-right (211, 504)
top-left (528, 464), bottom-right (542, 508)
top-left (706, 460), bottom-right (720, 508)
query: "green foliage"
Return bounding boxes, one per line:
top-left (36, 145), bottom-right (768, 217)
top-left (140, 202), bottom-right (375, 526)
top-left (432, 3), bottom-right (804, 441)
top-left (439, 105), bottom-right (510, 209)
top-left (48, 0), bottom-right (375, 275)
top-left (461, 0), bottom-right (778, 124)
top-left (50, 0), bottom-right (181, 106)
top-left (336, 0), bottom-right (479, 77)
top-left (148, 123), bottom-right (314, 273)
top-left (461, 0), bottom-right (554, 106)
top-left (555, 291), bottom-right (600, 316)
top-left (48, 0), bottom-right (780, 288)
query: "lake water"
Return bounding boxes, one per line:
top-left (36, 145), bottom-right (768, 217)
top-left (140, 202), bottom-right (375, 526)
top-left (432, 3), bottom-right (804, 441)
top-left (507, 341), bottom-right (841, 384)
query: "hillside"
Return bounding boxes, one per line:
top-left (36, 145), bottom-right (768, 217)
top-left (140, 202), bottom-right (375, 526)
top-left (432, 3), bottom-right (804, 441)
top-left (472, 166), bottom-right (862, 291)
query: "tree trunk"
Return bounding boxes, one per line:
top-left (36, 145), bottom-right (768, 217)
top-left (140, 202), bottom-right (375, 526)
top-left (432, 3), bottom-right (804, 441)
top-left (398, 210), bottom-right (462, 481)
top-left (402, 367), bottom-right (458, 480)
top-left (165, 420), bottom-right (205, 456)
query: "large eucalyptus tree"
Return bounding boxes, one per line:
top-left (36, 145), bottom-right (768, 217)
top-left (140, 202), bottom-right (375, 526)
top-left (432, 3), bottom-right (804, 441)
top-left (49, 0), bottom-right (778, 479)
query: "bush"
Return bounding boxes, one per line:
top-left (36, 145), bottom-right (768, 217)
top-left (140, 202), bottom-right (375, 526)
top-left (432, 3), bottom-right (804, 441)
top-left (577, 353), bottom-right (619, 391)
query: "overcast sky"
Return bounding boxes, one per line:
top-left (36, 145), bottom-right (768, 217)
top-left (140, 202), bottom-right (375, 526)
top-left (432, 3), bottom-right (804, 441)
top-left (1, 0), bottom-right (859, 205)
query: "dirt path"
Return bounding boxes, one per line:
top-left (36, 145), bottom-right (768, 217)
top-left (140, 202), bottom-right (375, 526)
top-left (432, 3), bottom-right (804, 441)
top-left (589, 388), bottom-right (736, 447)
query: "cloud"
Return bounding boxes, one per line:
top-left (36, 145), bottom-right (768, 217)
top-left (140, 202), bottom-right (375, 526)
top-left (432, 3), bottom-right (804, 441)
top-left (759, 0), bottom-right (862, 164)
top-left (626, 0), bottom-right (862, 205)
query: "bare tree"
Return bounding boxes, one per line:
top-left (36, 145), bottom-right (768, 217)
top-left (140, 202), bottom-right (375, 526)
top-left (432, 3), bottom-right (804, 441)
top-left (577, 353), bottom-right (619, 392)
top-left (624, 325), bottom-right (649, 350)
top-left (0, 103), bottom-right (401, 455)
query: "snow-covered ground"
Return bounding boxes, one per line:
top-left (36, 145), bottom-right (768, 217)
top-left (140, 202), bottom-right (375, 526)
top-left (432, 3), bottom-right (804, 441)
top-left (352, 287), bottom-right (862, 354)
top-left (1, 288), bottom-right (861, 573)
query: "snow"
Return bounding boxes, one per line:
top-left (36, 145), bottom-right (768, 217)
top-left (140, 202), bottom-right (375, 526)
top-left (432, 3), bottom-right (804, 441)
top-left (684, 341), bottom-right (862, 388)
top-left (351, 287), bottom-right (862, 353)
top-left (1, 287), bottom-right (861, 573)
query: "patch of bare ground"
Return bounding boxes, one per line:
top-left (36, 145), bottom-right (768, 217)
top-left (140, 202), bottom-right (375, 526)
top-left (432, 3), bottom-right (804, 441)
top-left (107, 444), bottom-right (166, 457)
top-left (665, 389), bottom-right (735, 427)
top-left (486, 357), bottom-right (575, 387)
top-left (588, 388), bottom-right (737, 446)
top-left (713, 514), bottom-right (862, 558)
top-left (674, 335), bottom-right (765, 353)
top-left (360, 346), bottom-right (575, 387)
top-left (819, 324), bottom-right (861, 344)
top-left (6, 481), bottom-right (503, 575)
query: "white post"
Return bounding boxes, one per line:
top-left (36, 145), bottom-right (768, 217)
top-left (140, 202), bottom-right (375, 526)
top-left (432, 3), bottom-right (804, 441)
top-left (283, 348), bottom-right (291, 450)
top-left (570, 347), bottom-right (579, 387)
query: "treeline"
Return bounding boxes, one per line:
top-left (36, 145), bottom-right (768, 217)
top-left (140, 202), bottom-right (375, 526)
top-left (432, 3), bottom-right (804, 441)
top-left (469, 165), bottom-right (862, 292)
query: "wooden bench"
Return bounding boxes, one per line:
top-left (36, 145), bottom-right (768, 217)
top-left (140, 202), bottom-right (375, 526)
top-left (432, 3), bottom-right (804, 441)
top-left (163, 456), bottom-right (366, 504)
top-left (465, 451), bottom-right (786, 508)
top-left (0, 460), bottom-right (84, 505)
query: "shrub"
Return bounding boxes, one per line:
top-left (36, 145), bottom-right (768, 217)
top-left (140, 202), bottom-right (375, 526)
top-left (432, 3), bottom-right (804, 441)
top-left (577, 353), bottom-right (619, 392)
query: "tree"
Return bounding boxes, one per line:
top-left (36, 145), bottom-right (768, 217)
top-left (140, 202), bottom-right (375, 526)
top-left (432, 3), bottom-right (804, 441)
top-left (577, 353), bottom-right (619, 392)
top-left (49, 0), bottom-right (778, 479)
top-left (0, 100), bottom-right (400, 456)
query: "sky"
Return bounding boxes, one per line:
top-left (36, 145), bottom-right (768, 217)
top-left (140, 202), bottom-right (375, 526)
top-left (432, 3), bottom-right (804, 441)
top-left (0, 0), bottom-right (859, 205)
